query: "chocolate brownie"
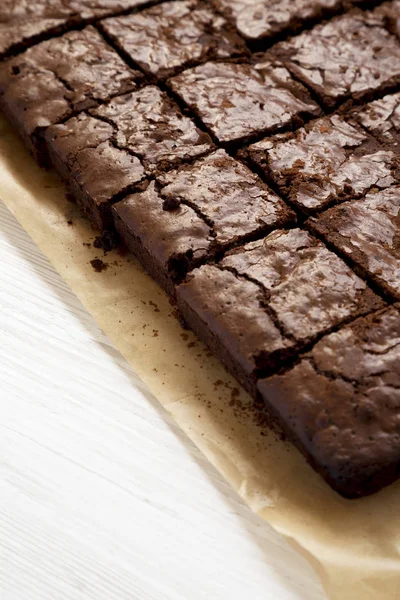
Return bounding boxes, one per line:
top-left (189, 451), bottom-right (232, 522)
top-left (176, 228), bottom-right (383, 395)
top-left (0, 26), bottom-right (143, 161)
top-left (258, 305), bottom-right (400, 498)
top-left (309, 187), bottom-right (400, 300)
top-left (245, 114), bottom-right (398, 213)
top-left (0, 0), bottom-right (158, 60)
top-left (45, 113), bottom-right (145, 229)
top-left (112, 150), bottom-right (293, 294)
top-left (45, 87), bottom-right (213, 227)
top-left (0, 1), bottom-right (76, 60)
top-left (212, 0), bottom-right (343, 44)
top-left (91, 86), bottom-right (213, 173)
top-left (273, 11), bottom-right (400, 109)
top-left (168, 58), bottom-right (320, 144)
top-left (355, 92), bottom-right (400, 145)
top-left (101, 0), bottom-right (248, 79)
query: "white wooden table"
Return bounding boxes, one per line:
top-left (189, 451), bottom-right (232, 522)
top-left (0, 200), bottom-right (326, 600)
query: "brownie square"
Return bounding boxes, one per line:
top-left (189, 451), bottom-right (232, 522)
top-left (176, 228), bottom-right (383, 394)
top-left (93, 86), bottom-right (213, 173)
top-left (101, 0), bottom-right (248, 79)
top-left (169, 58), bottom-right (320, 144)
top-left (45, 87), bottom-right (213, 228)
top-left (0, 26), bottom-right (143, 161)
top-left (309, 187), bottom-right (400, 300)
top-left (274, 11), bottom-right (400, 109)
top-left (258, 305), bottom-right (400, 498)
top-left (355, 92), bottom-right (400, 145)
top-left (0, 0), bottom-right (154, 60)
top-left (246, 114), bottom-right (398, 213)
top-left (113, 181), bottom-right (211, 295)
top-left (221, 229), bottom-right (382, 340)
top-left (212, 0), bottom-right (343, 44)
top-left (45, 113), bottom-right (145, 229)
top-left (177, 264), bottom-right (295, 394)
top-left (112, 149), bottom-right (293, 294)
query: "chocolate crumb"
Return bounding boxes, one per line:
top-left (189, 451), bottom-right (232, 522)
top-left (94, 230), bottom-right (119, 254)
top-left (90, 258), bottom-right (108, 272)
top-left (163, 196), bottom-right (181, 211)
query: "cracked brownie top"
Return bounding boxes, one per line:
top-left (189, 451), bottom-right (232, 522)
top-left (246, 113), bottom-right (399, 213)
top-left (0, 0), bottom-right (153, 59)
top-left (169, 58), bottom-right (320, 143)
top-left (310, 186), bottom-right (400, 300)
top-left (101, 0), bottom-right (247, 79)
top-left (273, 11), bottom-right (400, 109)
top-left (0, 26), bottom-right (143, 156)
top-left (258, 305), bottom-right (400, 497)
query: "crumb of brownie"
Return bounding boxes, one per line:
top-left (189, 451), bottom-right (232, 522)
top-left (90, 258), bottom-right (108, 272)
top-left (93, 231), bottom-right (119, 253)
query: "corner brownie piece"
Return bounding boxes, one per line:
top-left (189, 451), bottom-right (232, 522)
top-left (273, 11), bottom-right (400, 109)
top-left (309, 187), bottom-right (400, 300)
top-left (112, 150), bottom-right (293, 294)
top-left (0, 26), bottom-right (143, 161)
top-left (0, 0), bottom-right (155, 60)
top-left (211, 0), bottom-right (343, 44)
top-left (101, 0), bottom-right (247, 79)
top-left (355, 92), bottom-right (400, 145)
top-left (258, 305), bottom-right (400, 498)
top-left (176, 229), bottom-right (383, 394)
top-left (45, 113), bottom-right (145, 229)
top-left (245, 114), bottom-right (398, 213)
top-left (168, 58), bottom-right (320, 144)
top-left (45, 87), bottom-right (213, 228)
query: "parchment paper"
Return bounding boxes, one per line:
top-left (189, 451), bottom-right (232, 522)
top-left (1, 112), bottom-right (399, 600)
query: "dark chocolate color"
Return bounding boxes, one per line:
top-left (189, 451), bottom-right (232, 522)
top-left (246, 114), bottom-right (398, 213)
top-left (0, 27), bottom-right (142, 160)
top-left (112, 149), bottom-right (293, 293)
top-left (274, 11), bottom-right (400, 109)
top-left (309, 187), bottom-right (400, 300)
top-left (177, 229), bottom-right (383, 395)
top-left (101, 0), bottom-right (247, 79)
top-left (45, 87), bottom-right (213, 227)
top-left (93, 86), bottom-right (213, 174)
top-left (169, 58), bottom-right (320, 144)
top-left (0, 0), bottom-right (156, 59)
top-left (113, 181), bottom-right (211, 295)
top-left (258, 305), bottom-right (400, 498)
top-left (46, 112), bottom-right (145, 229)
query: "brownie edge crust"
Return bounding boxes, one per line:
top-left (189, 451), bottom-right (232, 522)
top-left (258, 305), bottom-right (400, 498)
